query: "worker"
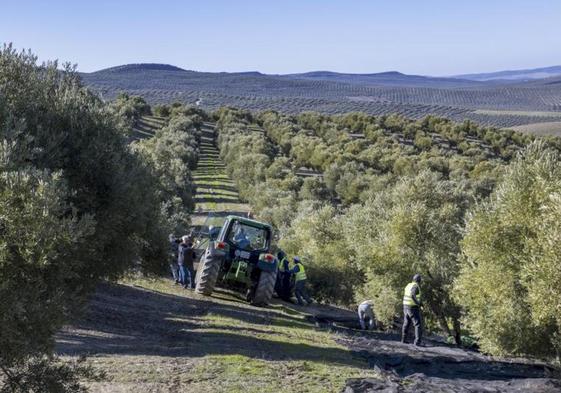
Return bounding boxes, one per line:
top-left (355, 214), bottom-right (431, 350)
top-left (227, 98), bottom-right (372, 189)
top-left (233, 227), bottom-right (250, 249)
top-left (401, 273), bottom-right (423, 346)
top-left (169, 234), bottom-right (181, 284)
top-left (275, 250), bottom-right (292, 301)
top-left (178, 236), bottom-right (196, 289)
top-left (291, 257), bottom-right (313, 306)
top-left (358, 300), bottom-right (376, 330)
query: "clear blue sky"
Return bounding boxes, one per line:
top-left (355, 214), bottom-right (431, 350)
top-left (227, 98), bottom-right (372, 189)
top-left (2, 0), bottom-right (561, 75)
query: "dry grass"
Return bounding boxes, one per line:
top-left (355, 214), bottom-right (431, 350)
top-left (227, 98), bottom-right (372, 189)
top-left (506, 121), bottom-right (561, 136)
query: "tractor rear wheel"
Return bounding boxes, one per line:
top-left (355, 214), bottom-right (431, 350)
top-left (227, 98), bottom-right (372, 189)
top-left (195, 247), bottom-right (222, 296)
top-left (251, 269), bottom-right (277, 306)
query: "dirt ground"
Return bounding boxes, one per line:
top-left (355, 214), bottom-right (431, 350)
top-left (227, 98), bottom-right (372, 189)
top-left (56, 279), bottom-right (559, 393)
top-left (56, 279), bottom-right (371, 392)
top-left (339, 332), bottom-right (559, 393)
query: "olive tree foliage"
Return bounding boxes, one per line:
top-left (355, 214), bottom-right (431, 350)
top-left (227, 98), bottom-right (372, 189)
top-left (344, 171), bottom-right (471, 342)
top-left (0, 159), bottom-right (98, 392)
top-left (110, 93), bottom-right (151, 129)
top-left (132, 111), bottom-right (201, 234)
top-left (0, 45), bottom-right (165, 390)
top-left (456, 141), bottom-right (561, 357)
top-left (279, 202), bottom-right (363, 304)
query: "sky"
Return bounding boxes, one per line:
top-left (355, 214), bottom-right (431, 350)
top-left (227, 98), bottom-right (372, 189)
top-left (2, 0), bottom-right (561, 75)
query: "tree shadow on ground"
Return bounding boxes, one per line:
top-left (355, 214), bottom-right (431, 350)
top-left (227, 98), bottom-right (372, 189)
top-left (57, 283), bottom-right (554, 384)
top-left (193, 184), bottom-right (239, 193)
top-left (194, 196), bottom-right (240, 204)
top-left (56, 282), bottom-right (362, 368)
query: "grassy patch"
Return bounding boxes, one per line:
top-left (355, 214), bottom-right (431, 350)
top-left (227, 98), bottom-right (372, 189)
top-left (192, 125), bottom-right (250, 214)
top-left (64, 276), bottom-right (374, 392)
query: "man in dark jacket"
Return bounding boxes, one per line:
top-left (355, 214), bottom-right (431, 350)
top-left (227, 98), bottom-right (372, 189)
top-left (275, 250), bottom-right (292, 301)
top-left (178, 235), bottom-right (196, 289)
top-left (169, 234), bottom-right (180, 284)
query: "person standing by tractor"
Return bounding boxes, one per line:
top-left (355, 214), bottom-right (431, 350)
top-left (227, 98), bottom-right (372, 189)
top-left (169, 234), bottom-right (180, 284)
top-left (401, 273), bottom-right (423, 346)
top-left (291, 256), bottom-right (313, 306)
top-left (275, 250), bottom-right (292, 301)
top-left (358, 300), bottom-right (376, 330)
top-left (178, 235), bottom-right (196, 289)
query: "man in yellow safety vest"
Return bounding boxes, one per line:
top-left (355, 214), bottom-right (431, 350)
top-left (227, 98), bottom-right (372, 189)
top-left (401, 273), bottom-right (423, 346)
top-left (290, 256), bottom-right (313, 306)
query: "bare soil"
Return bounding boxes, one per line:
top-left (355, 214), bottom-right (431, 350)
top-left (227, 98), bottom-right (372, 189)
top-left (324, 321), bottom-right (560, 392)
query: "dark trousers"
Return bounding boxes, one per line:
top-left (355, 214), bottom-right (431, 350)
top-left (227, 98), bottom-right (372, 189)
top-left (185, 264), bottom-right (195, 288)
top-left (402, 306), bottom-right (422, 345)
top-left (295, 279), bottom-right (312, 305)
top-left (276, 272), bottom-right (292, 301)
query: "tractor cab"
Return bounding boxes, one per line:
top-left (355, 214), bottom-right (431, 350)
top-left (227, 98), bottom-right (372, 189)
top-left (195, 215), bottom-right (278, 305)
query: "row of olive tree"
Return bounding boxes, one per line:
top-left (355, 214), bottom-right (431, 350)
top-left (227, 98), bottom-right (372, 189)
top-left (457, 142), bottom-right (561, 357)
top-left (0, 46), bottom-right (178, 390)
top-left (132, 107), bottom-right (203, 234)
top-left (111, 92), bottom-right (151, 128)
top-left (213, 106), bottom-right (561, 358)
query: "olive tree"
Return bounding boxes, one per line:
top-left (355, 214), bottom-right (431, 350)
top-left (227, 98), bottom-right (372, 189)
top-left (0, 45), bottom-right (165, 389)
top-left (456, 142), bottom-right (561, 357)
top-left (344, 171), bottom-right (470, 342)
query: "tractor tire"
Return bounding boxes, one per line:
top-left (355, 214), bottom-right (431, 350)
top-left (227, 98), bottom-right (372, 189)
top-left (195, 246), bottom-right (222, 296)
top-left (251, 269), bottom-right (278, 306)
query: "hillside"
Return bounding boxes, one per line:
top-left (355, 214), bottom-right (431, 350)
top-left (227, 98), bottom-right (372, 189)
top-left (457, 65), bottom-right (561, 81)
top-left (281, 71), bottom-right (484, 88)
top-left (97, 63), bottom-right (187, 73)
top-left (81, 64), bottom-right (561, 131)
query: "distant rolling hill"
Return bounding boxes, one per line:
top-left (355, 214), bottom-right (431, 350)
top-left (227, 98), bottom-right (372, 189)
top-left (456, 65), bottom-right (561, 82)
top-left (81, 63), bottom-right (561, 132)
top-left (282, 70), bottom-right (485, 88)
top-left (97, 63), bottom-right (187, 73)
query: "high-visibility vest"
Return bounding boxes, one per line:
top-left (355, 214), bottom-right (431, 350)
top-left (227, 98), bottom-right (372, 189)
top-left (294, 262), bottom-right (307, 282)
top-left (403, 282), bottom-right (421, 307)
top-left (278, 258), bottom-right (289, 272)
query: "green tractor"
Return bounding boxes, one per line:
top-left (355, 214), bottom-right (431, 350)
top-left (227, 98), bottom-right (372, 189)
top-left (194, 215), bottom-right (278, 306)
